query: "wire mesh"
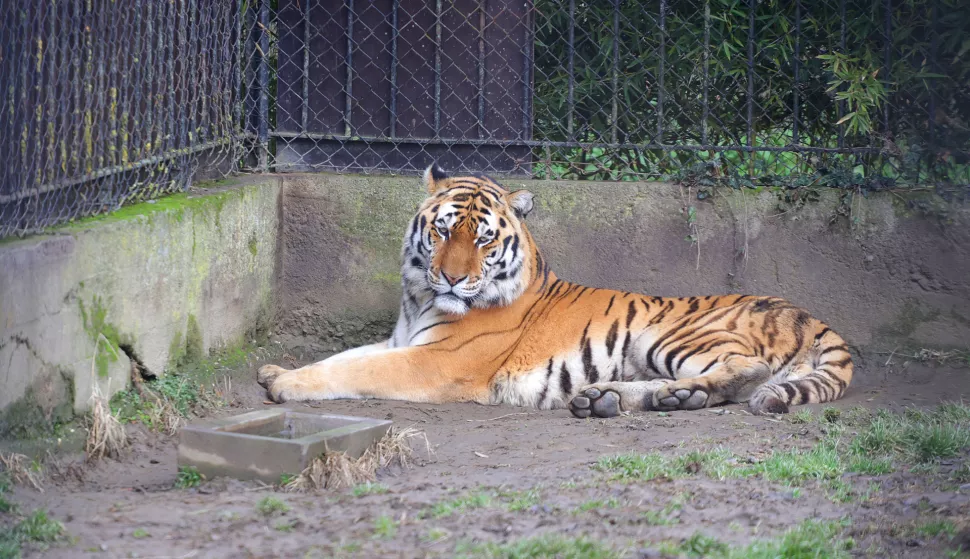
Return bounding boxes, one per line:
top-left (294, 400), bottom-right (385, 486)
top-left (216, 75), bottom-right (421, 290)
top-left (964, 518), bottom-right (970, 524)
top-left (265, 0), bottom-right (969, 190)
top-left (0, 0), bottom-right (250, 238)
top-left (2, 0), bottom-right (968, 239)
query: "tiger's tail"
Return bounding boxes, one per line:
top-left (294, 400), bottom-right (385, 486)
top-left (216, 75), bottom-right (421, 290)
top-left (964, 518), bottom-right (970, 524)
top-left (749, 327), bottom-right (853, 414)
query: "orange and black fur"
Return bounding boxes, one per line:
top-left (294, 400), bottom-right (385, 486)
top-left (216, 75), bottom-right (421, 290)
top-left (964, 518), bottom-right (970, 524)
top-left (257, 165), bottom-right (852, 417)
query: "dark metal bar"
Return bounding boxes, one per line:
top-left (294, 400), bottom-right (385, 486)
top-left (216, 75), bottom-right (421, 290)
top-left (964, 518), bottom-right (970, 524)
top-left (188, 0), bottom-right (199, 149)
top-left (567, 0), bottom-right (575, 139)
top-left (44, 1), bottom-right (58, 183)
top-left (302, 0), bottom-right (312, 132)
top-left (792, 0), bottom-right (800, 146)
top-left (233, 0), bottom-right (242, 137)
top-left (173, 0), bottom-right (185, 154)
top-left (746, 0), bottom-right (754, 150)
top-left (258, 0), bottom-right (270, 169)
top-left (270, 130), bottom-right (884, 154)
top-left (344, 0), bottom-right (355, 138)
top-left (477, 0), bottom-right (486, 140)
top-left (434, 0), bottom-right (442, 138)
top-left (390, 0), bottom-right (399, 139)
top-left (658, 0), bottom-right (666, 143)
top-left (611, 0), bottom-right (620, 144)
top-left (702, 0), bottom-right (709, 145)
top-left (147, 0), bottom-right (157, 156)
top-left (882, 0), bottom-right (891, 134)
top-left (837, 0), bottom-right (845, 148)
top-left (521, 0), bottom-right (532, 140)
top-left (928, 0), bottom-right (938, 147)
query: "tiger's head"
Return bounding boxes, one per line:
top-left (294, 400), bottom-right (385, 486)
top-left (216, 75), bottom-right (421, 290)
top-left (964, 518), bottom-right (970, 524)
top-left (401, 164), bottom-right (536, 316)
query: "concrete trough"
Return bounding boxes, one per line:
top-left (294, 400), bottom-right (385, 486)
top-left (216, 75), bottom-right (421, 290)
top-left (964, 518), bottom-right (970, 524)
top-left (176, 409), bottom-right (392, 483)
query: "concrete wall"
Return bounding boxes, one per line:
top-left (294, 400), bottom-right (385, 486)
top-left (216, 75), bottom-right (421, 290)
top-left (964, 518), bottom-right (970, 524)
top-left (0, 176), bottom-right (281, 435)
top-left (278, 174), bottom-right (970, 363)
top-left (4, 170), bottom-right (967, 434)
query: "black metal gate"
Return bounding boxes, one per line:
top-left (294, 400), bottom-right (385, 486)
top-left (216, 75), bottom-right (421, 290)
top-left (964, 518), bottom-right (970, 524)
top-left (270, 0), bottom-right (534, 175)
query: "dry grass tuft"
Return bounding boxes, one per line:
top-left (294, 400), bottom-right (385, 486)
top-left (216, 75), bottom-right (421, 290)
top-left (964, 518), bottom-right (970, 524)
top-left (85, 387), bottom-right (130, 462)
top-left (284, 427), bottom-right (432, 493)
top-left (0, 452), bottom-right (44, 491)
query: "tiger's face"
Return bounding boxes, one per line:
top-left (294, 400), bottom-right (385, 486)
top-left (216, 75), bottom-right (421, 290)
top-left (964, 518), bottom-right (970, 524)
top-left (402, 165), bottom-right (535, 316)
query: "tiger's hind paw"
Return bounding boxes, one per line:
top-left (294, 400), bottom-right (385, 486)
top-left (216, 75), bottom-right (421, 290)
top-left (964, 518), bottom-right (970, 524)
top-left (569, 387), bottom-right (622, 419)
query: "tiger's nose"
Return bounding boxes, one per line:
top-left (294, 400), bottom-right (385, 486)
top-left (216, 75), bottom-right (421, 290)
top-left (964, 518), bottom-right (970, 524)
top-left (441, 272), bottom-right (466, 286)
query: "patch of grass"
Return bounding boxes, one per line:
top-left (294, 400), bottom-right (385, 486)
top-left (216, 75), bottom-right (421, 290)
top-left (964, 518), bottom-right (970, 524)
top-left (821, 407), bottom-right (843, 423)
top-left (174, 466), bottom-right (203, 489)
top-left (642, 508), bottom-right (680, 526)
top-left (422, 528), bottom-right (450, 544)
top-left (676, 449), bottom-right (735, 479)
top-left (576, 497), bottom-right (620, 513)
top-left (455, 535), bottom-right (620, 559)
top-left (739, 445), bottom-right (843, 483)
top-left (666, 520), bottom-right (852, 559)
top-left (789, 409), bottom-right (815, 424)
top-left (642, 494), bottom-right (685, 526)
top-left (428, 492), bottom-right (492, 519)
top-left (913, 519), bottom-right (958, 539)
top-left (827, 479), bottom-right (855, 503)
top-left (0, 474), bottom-right (14, 514)
top-left (256, 496), bottom-right (290, 516)
top-left (109, 346), bottom-right (250, 433)
top-left (498, 487), bottom-right (542, 512)
top-left (0, 509), bottom-right (65, 557)
top-left (595, 452), bottom-right (673, 481)
top-left (274, 519), bottom-right (297, 533)
top-left (372, 515), bottom-right (397, 539)
top-left (352, 482), bottom-right (389, 497)
top-left (279, 473), bottom-right (297, 486)
top-left (847, 454), bottom-right (894, 475)
top-left (952, 463), bottom-right (970, 483)
top-left (132, 528), bottom-right (150, 539)
top-left (724, 519), bottom-right (853, 558)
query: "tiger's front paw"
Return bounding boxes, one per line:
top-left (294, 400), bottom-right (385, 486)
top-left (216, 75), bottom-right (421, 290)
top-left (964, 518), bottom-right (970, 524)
top-left (257, 364), bottom-right (288, 389)
top-left (267, 373), bottom-right (315, 403)
top-left (569, 386), bottom-right (622, 418)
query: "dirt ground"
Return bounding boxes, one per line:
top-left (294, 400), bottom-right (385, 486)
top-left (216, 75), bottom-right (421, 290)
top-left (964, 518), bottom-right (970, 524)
top-left (8, 350), bottom-right (970, 558)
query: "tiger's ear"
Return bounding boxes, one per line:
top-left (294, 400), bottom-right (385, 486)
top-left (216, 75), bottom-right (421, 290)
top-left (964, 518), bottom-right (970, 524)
top-left (423, 163), bottom-right (449, 194)
top-left (507, 190), bottom-right (535, 219)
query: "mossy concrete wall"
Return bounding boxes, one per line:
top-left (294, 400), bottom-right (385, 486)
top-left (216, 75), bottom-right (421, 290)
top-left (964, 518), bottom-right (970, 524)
top-left (278, 174), bottom-right (970, 364)
top-left (0, 176), bottom-right (281, 434)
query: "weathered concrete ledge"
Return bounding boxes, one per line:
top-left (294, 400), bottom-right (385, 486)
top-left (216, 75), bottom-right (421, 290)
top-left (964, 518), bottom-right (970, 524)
top-left (0, 176), bottom-right (281, 435)
top-left (279, 174), bottom-right (970, 363)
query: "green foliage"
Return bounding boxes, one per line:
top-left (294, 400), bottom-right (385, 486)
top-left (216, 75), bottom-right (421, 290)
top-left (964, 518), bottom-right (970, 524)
top-left (0, 509), bottom-right (65, 558)
top-left (427, 492), bottom-right (492, 519)
top-left (352, 482), bottom-right (389, 497)
top-left (174, 466), bottom-right (204, 489)
top-left (372, 515), bottom-right (397, 540)
top-left (533, 0), bottom-right (970, 185)
top-left (456, 536), bottom-right (620, 559)
top-left (255, 496), bottom-right (290, 516)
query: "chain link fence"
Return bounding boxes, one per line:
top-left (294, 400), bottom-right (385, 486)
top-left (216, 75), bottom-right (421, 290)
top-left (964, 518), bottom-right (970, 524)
top-left (263, 0), bottom-right (969, 190)
top-left (2, 0), bottom-right (968, 238)
top-left (1, 0), bottom-right (251, 239)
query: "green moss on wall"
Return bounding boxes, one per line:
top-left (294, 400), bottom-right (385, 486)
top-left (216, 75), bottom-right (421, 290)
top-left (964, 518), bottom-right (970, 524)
top-left (49, 188), bottom-right (241, 232)
top-left (78, 295), bottom-right (128, 378)
top-left (168, 314), bottom-right (205, 371)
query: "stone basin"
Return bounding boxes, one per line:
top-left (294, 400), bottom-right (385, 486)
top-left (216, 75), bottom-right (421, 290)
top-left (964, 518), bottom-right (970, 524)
top-left (176, 408), bottom-right (392, 483)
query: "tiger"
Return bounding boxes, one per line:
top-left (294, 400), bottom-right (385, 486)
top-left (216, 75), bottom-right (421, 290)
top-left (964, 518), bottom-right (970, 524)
top-left (257, 164), bottom-right (853, 417)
